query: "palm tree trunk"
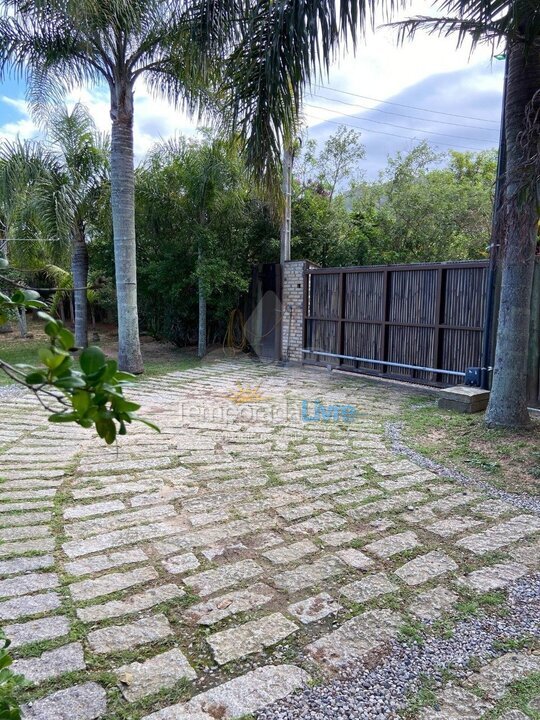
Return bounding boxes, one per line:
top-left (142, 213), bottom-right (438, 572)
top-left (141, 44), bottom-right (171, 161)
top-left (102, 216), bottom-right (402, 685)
top-left (485, 38), bottom-right (540, 428)
top-left (109, 79), bottom-right (144, 373)
top-left (198, 242), bottom-right (207, 358)
top-left (18, 307), bottom-right (27, 338)
top-left (72, 223), bottom-right (88, 348)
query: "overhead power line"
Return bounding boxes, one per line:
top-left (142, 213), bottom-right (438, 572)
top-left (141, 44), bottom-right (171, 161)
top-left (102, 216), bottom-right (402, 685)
top-left (305, 102), bottom-right (496, 144)
top-left (303, 110), bottom-right (492, 152)
top-left (310, 92), bottom-right (500, 134)
top-left (313, 83), bottom-right (500, 124)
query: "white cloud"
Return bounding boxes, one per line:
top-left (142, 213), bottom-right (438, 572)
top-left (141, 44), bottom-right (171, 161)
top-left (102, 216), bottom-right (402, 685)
top-left (0, 2), bottom-right (504, 173)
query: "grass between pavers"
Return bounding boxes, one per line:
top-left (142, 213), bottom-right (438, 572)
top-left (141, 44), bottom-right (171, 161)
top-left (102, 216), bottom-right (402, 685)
top-left (397, 396), bottom-right (540, 496)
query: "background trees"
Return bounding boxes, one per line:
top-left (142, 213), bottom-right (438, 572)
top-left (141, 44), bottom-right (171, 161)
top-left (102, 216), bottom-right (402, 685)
top-left (0, 0), bottom-right (227, 372)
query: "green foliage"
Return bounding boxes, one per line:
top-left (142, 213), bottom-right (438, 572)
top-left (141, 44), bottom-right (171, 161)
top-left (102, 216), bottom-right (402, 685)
top-left (123, 133), bottom-right (278, 345)
top-left (0, 287), bottom-right (45, 325)
top-left (0, 258), bottom-right (157, 443)
top-left (290, 138), bottom-right (496, 267)
top-left (350, 143), bottom-right (497, 264)
top-left (21, 312), bottom-right (158, 443)
top-left (0, 628), bottom-right (25, 720)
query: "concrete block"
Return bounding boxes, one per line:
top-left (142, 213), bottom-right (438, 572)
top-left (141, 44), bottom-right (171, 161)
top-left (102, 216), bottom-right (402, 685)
top-left (437, 386), bottom-right (489, 414)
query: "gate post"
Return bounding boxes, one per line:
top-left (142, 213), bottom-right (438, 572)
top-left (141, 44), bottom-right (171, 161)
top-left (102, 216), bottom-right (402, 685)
top-left (281, 260), bottom-right (319, 363)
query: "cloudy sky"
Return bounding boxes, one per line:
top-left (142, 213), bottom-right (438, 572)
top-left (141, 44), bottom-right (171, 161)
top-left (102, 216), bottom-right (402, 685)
top-left (0, 2), bottom-right (505, 179)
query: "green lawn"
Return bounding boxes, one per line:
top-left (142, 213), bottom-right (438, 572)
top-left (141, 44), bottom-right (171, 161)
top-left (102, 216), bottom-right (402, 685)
top-left (0, 336), bottom-right (45, 385)
top-left (0, 328), bottom-right (200, 385)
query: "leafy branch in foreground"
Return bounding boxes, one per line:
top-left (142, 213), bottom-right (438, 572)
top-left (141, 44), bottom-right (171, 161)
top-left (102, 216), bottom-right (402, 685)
top-left (0, 258), bottom-right (159, 444)
top-left (0, 628), bottom-right (25, 720)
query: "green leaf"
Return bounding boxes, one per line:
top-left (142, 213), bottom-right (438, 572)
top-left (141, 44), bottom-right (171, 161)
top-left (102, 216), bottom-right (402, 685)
top-left (115, 371), bottom-right (137, 382)
top-left (48, 412), bottom-right (79, 423)
top-left (133, 416), bottom-right (161, 433)
top-left (10, 290), bottom-right (25, 304)
top-left (44, 320), bottom-right (60, 337)
top-left (57, 327), bottom-right (75, 349)
top-left (96, 417), bottom-right (116, 444)
top-left (71, 391), bottom-right (91, 415)
top-left (80, 346), bottom-right (106, 375)
top-left (38, 311), bottom-right (58, 325)
top-left (53, 375), bottom-right (86, 389)
top-left (0, 257), bottom-right (8, 269)
top-left (101, 359), bottom-right (118, 382)
top-left (22, 289), bottom-right (40, 302)
top-left (25, 372), bottom-right (46, 385)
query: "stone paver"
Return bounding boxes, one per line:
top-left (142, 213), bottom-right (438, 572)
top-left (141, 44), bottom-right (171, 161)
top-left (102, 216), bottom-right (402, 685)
top-left (0, 555), bottom-right (55, 576)
top-left (510, 538), bottom-right (540, 568)
top-left (471, 652), bottom-right (540, 699)
top-left (4, 615), bottom-right (70, 648)
top-left (69, 566), bottom-right (157, 602)
top-left (363, 531), bottom-right (420, 559)
top-left (306, 609), bottom-right (402, 670)
top-left (77, 583), bottom-right (185, 622)
top-left (425, 516), bottom-right (484, 537)
top-left (64, 548), bottom-right (149, 577)
top-left (115, 648), bottom-right (196, 702)
top-left (21, 682), bottom-right (107, 719)
top-left (87, 614), bottom-right (172, 654)
top-left (341, 572), bottom-right (399, 603)
top-left (162, 551), bottom-right (200, 574)
top-left (419, 686), bottom-right (492, 720)
top-left (409, 586), bottom-right (458, 621)
top-left (185, 559), bottom-right (263, 596)
top-left (141, 664), bottom-right (310, 719)
top-left (63, 500), bottom-right (125, 520)
top-left (4, 360), bottom-right (540, 720)
top-left (394, 550), bottom-right (458, 586)
top-left (185, 583), bottom-right (275, 625)
top-left (262, 540), bottom-right (318, 564)
top-left (271, 555), bottom-right (346, 593)
top-left (455, 514), bottom-right (540, 555)
top-left (0, 591), bottom-right (61, 621)
top-left (457, 562), bottom-right (529, 592)
top-left (335, 548), bottom-right (375, 569)
top-left (288, 592), bottom-right (342, 624)
top-left (207, 612), bottom-right (298, 664)
top-left (13, 642), bottom-right (86, 683)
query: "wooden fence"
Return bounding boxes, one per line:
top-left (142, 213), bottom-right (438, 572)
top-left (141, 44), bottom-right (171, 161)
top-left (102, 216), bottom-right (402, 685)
top-left (303, 260), bottom-right (489, 387)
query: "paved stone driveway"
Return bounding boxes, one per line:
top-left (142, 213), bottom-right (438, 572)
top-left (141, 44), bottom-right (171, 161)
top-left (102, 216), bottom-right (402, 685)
top-left (0, 360), bottom-right (539, 719)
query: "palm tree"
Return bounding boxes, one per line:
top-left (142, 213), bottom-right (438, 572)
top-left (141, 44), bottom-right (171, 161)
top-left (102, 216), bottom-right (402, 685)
top-left (37, 104), bottom-right (109, 347)
top-left (394, 1), bottom-right (540, 428)
top-left (0, 138), bottom-right (61, 336)
top-left (0, 0), bottom-right (224, 371)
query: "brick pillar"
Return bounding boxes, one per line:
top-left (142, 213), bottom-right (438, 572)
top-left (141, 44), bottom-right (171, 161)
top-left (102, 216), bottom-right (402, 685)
top-left (281, 260), bottom-right (316, 363)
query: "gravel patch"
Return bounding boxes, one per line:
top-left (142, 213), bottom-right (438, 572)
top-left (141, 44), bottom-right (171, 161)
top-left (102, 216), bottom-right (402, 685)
top-left (257, 573), bottom-right (540, 720)
top-left (385, 422), bottom-right (540, 515)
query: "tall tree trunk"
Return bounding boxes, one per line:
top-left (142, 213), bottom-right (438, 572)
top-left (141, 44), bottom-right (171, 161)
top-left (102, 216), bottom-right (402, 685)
top-left (18, 307), bottom-right (27, 338)
top-left (198, 242), bottom-right (207, 358)
top-left (72, 223), bottom-right (89, 348)
top-left (109, 79), bottom-right (144, 373)
top-left (485, 38), bottom-right (540, 428)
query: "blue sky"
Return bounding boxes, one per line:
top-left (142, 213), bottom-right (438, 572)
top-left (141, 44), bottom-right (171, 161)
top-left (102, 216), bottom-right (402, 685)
top-left (0, 3), bottom-right (505, 179)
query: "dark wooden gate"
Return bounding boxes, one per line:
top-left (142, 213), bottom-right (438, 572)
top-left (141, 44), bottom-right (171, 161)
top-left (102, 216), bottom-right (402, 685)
top-left (303, 261), bottom-right (488, 386)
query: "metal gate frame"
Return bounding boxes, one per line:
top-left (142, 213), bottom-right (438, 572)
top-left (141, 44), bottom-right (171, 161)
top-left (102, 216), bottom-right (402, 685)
top-left (302, 260), bottom-right (489, 387)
